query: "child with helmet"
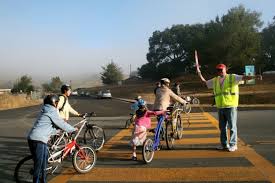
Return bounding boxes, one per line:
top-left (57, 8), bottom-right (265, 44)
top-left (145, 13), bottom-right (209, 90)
top-left (130, 95), bottom-right (144, 112)
top-left (130, 100), bottom-right (166, 161)
top-left (27, 94), bottom-right (77, 183)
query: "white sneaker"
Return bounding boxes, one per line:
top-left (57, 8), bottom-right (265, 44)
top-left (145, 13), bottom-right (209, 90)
top-left (228, 145), bottom-right (238, 152)
top-left (216, 144), bottom-right (229, 150)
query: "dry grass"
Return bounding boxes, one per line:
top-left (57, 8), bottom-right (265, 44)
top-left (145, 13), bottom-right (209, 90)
top-left (0, 94), bottom-right (41, 110)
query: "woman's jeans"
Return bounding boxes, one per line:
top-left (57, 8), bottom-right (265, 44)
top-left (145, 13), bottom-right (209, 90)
top-left (28, 140), bottom-right (48, 183)
top-left (218, 107), bottom-right (237, 147)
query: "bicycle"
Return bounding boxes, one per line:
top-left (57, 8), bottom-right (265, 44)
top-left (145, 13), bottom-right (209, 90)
top-left (182, 95), bottom-right (200, 114)
top-left (165, 103), bottom-right (184, 150)
top-left (185, 95), bottom-right (200, 105)
top-left (125, 113), bottom-right (135, 128)
top-left (142, 115), bottom-right (166, 164)
top-left (83, 114), bottom-right (105, 151)
top-left (183, 96), bottom-right (192, 114)
top-left (48, 112), bottom-right (106, 151)
top-left (14, 113), bottom-right (97, 183)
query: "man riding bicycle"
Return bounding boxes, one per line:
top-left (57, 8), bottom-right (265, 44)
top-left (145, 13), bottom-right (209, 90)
top-left (153, 78), bottom-right (187, 111)
top-left (151, 78), bottom-right (187, 134)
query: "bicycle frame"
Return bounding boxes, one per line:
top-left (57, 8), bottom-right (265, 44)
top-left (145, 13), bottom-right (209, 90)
top-left (152, 115), bottom-right (165, 151)
top-left (48, 117), bottom-right (88, 163)
top-left (172, 105), bottom-right (183, 128)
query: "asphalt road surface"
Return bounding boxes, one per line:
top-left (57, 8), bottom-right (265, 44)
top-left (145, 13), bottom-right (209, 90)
top-left (0, 96), bottom-right (274, 182)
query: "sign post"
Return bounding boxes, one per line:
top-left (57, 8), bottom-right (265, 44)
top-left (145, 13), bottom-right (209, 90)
top-left (245, 65), bottom-right (255, 84)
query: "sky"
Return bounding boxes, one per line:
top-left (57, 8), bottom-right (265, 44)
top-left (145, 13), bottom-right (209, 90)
top-left (0, 0), bottom-right (274, 85)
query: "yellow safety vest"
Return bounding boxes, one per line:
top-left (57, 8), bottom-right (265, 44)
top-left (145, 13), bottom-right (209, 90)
top-left (213, 74), bottom-right (239, 108)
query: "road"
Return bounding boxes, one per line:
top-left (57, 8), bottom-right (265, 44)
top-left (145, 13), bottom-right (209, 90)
top-left (0, 96), bottom-right (274, 182)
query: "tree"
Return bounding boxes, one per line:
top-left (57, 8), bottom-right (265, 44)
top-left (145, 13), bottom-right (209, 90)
top-left (217, 5), bottom-right (263, 73)
top-left (139, 5), bottom-right (264, 79)
top-left (262, 16), bottom-right (275, 70)
top-left (42, 76), bottom-right (63, 93)
top-left (12, 75), bottom-right (34, 94)
top-left (101, 62), bottom-right (123, 85)
top-left (140, 24), bottom-right (207, 79)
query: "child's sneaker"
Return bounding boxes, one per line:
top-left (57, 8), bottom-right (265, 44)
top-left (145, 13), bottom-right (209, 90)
top-left (131, 156), bottom-right (137, 161)
top-left (216, 144), bottom-right (229, 150)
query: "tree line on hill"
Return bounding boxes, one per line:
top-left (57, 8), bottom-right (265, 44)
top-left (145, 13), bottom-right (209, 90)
top-left (138, 5), bottom-right (275, 80)
top-left (11, 75), bottom-right (64, 94)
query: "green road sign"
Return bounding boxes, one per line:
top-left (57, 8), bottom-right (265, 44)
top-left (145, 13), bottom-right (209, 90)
top-left (245, 65), bottom-right (255, 84)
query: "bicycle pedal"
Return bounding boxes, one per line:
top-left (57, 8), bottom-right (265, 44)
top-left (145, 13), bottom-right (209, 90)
top-left (157, 145), bottom-right (162, 151)
top-left (50, 165), bottom-right (59, 174)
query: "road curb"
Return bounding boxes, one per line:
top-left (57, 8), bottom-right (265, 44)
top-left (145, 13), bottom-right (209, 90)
top-left (113, 97), bottom-right (275, 110)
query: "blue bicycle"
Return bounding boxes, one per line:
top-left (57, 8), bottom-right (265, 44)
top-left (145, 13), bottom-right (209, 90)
top-left (142, 115), bottom-right (165, 163)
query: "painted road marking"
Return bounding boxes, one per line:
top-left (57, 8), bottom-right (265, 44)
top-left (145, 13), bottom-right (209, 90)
top-left (257, 140), bottom-right (275, 145)
top-left (48, 112), bottom-right (275, 183)
top-left (66, 167), bottom-right (267, 182)
top-left (204, 112), bottom-right (275, 182)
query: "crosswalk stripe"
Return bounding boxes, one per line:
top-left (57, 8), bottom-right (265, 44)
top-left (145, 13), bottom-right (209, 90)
top-left (69, 167), bottom-right (266, 182)
top-left (48, 112), bottom-right (275, 183)
top-left (176, 137), bottom-right (220, 144)
top-left (204, 112), bottom-right (275, 182)
top-left (183, 129), bottom-right (219, 134)
top-left (182, 123), bottom-right (214, 128)
top-left (99, 150), bottom-right (243, 159)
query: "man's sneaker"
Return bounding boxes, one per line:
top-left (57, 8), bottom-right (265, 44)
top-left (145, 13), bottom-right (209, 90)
top-left (216, 144), bottom-right (229, 150)
top-left (228, 145), bottom-right (238, 152)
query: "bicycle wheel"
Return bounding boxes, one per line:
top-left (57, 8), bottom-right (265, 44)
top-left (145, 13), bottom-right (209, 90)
top-left (176, 115), bottom-right (183, 139)
top-left (142, 138), bottom-right (154, 164)
top-left (192, 97), bottom-right (200, 105)
top-left (14, 155), bottom-right (33, 183)
top-left (84, 125), bottom-right (105, 151)
top-left (165, 121), bottom-right (175, 150)
top-left (72, 146), bottom-right (96, 173)
top-left (14, 155), bottom-right (58, 183)
top-left (125, 119), bottom-right (131, 128)
top-left (184, 103), bottom-right (192, 114)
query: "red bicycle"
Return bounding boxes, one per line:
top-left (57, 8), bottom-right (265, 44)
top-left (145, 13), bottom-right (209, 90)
top-left (14, 113), bottom-right (97, 183)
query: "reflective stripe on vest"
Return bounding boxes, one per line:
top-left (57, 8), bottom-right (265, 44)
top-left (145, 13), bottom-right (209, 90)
top-left (213, 74), bottom-right (239, 108)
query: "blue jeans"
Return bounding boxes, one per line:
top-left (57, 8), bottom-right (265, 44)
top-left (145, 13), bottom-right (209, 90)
top-left (218, 107), bottom-right (237, 147)
top-left (28, 140), bottom-right (48, 183)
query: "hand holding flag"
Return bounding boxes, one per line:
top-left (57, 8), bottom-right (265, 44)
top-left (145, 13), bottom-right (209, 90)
top-left (195, 50), bottom-right (201, 73)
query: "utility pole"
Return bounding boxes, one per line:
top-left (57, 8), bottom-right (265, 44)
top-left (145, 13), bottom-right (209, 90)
top-left (129, 64), bottom-right (132, 77)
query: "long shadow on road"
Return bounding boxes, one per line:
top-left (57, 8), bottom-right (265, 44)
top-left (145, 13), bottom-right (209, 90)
top-left (0, 136), bottom-right (30, 183)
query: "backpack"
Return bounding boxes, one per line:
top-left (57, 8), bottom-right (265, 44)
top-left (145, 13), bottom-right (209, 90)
top-left (58, 95), bottom-right (67, 112)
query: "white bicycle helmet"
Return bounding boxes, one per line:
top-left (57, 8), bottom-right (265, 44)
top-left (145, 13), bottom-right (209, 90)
top-left (160, 78), bottom-right (170, 86)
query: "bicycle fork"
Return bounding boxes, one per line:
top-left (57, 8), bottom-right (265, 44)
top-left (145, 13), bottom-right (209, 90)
top-left (153, 115), bottom-right (164, 151)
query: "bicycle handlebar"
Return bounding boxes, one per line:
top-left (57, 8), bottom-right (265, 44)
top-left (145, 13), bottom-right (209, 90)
top-left (81, 112), bottom-right (96, 118)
